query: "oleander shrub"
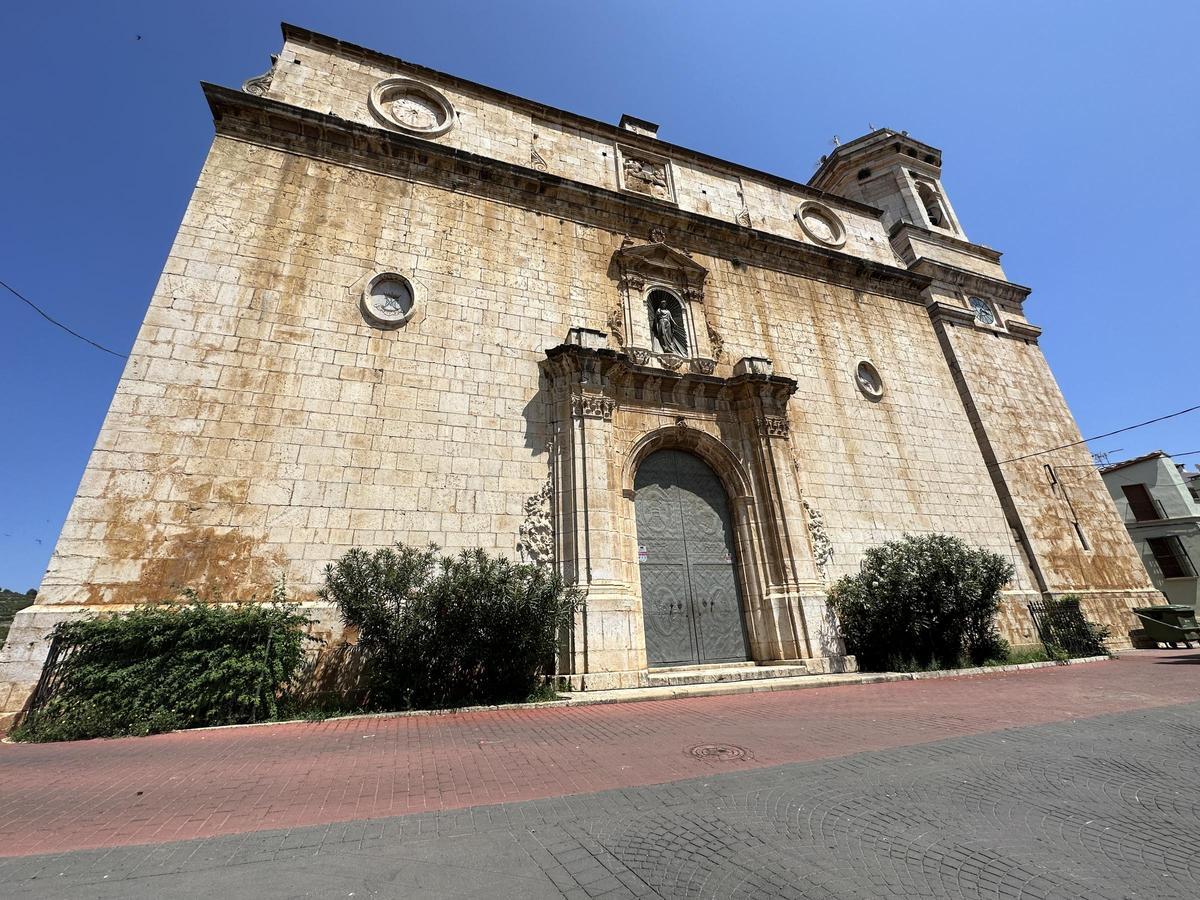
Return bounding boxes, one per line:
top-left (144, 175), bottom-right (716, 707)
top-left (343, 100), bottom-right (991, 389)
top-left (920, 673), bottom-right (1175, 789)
top-left (829, 533), bottom-right (1014, 671)
top-left (321, 543), bottom-right (580, 710)
top-left (13, 584), bottom-right (313, 743)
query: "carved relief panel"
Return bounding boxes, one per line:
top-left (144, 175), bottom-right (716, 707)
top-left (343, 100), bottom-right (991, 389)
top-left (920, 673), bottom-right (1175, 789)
top-left (615, 145), bottom-right (676, 203)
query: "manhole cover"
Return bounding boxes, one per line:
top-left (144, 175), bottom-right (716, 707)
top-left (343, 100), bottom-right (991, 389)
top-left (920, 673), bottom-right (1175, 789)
top-left (688, 743), bottom-right (752, 762)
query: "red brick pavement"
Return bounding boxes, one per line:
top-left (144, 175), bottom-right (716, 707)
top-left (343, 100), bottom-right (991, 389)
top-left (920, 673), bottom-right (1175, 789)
top-left (1, 651), bottom-right (1197, 858)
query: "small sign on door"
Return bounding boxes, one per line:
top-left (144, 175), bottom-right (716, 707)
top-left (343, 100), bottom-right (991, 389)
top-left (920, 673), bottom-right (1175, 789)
top-left (638, 544), bottom-right (648, 562)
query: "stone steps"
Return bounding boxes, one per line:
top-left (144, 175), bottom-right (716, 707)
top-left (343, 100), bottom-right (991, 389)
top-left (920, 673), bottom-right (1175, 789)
top-left (647, 662), bottom-right (809, 687)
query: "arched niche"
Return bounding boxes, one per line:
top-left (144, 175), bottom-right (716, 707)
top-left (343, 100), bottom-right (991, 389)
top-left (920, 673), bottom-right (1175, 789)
top-left (609, 239), bottom-right (715, 370)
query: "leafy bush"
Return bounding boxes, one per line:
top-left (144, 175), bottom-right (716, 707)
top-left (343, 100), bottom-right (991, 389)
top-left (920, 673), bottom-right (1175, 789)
top-left (983, 644), bottom-right (1050, 666)
top-left (829, 533), bottom-right (1014, 671)
top-left (13, 585), bottom-right (313, 743)
top-left (321, 543), bottom-right (580, 710)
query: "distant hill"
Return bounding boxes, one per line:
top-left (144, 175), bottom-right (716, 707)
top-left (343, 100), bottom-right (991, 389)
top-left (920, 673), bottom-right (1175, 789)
top-left (0, 588), bottom-right (36, 643)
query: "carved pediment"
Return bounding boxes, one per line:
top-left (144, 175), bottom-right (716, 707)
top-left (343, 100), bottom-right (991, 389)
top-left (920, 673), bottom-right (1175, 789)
top-left (611, 241), bottom-right (707, 293)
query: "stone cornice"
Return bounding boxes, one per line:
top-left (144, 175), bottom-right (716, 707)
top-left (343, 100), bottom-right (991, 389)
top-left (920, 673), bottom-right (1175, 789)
top-left (927, 301), bottom-right (977, 326)
top-left (279, 23), bottom-right (883, 220)
top-left (541, 343), bottom-right (799, 413)
top-left (889, 221), bottom-right (1004, 265)
top-left (928, 299), bottom-right (1043, 344)
top-left (204, 83), bottom-right (932, 303)
top-left (1005, 320), bottom-right (1043, 341)
top-left (907, 257), bottom-right (1031, 306)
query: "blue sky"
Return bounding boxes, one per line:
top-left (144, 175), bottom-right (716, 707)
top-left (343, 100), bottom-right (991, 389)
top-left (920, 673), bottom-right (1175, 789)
top-left (2, 1), bottom-right (1197, 591)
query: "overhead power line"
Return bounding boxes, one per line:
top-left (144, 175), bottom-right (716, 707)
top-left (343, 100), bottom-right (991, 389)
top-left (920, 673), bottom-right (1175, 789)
top-left (1055, 449), bottom-right (1200, 470)
top-left (4, 270), bottom-right (1195, 472)
top-left (992, 403), bottom-right (1200, 468)
top-left (1, 278), bottom-right (128, 360)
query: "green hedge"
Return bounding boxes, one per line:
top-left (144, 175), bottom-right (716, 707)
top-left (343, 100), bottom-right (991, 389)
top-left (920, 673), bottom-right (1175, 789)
top-left (829, 533), bottom-right (1014, 671)
top-left (13, 589), bottom-right (312, 743)
top-left (321, 543), bottom-right (580, 710)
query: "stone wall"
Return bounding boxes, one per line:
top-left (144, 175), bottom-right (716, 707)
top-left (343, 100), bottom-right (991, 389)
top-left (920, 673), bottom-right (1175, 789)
top-left (0, 27), bottom-right (1158, 715)
top-left (1, 120), bottom-right (1029, 709)
top-left (937, 317), bottom-right (1160, 645)
top-left (260, 26), bottom-right (899, 266)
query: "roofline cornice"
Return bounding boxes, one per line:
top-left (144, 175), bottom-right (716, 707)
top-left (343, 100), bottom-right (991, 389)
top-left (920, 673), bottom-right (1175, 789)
top-left (810, 129), bottom-right (944, 187)
top-left (889, 221), bottom-right (1003, 264)
top-left (276, 22), bottom-right (884, 219)
top-left (203, 83), bottom-right (931, 303)
top-left (907, 257), bottom-right (1032, 306)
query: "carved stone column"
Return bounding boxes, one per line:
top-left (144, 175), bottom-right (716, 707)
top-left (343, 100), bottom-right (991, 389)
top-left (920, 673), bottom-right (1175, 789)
top-left (543, 337), bottom-right (644, 690)
top-left (723, 366), bottom-right (830, 665)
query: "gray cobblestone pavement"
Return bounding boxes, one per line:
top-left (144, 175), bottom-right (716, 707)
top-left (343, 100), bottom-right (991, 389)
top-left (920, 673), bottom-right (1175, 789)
top-left (4, 700), bottom-right (1199, 898)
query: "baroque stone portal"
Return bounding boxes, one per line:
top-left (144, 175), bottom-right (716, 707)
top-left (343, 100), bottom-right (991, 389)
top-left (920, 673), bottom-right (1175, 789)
top-left (540, 338), bottom-right (847, 689)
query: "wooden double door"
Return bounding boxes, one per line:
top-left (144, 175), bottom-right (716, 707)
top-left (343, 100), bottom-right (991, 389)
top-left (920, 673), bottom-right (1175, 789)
top-left (634, 450), bottom-right (750, 667)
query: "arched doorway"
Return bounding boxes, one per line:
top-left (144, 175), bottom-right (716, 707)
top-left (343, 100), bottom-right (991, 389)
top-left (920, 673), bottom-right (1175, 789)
top-left (634, 449), bottom-right (750, 666)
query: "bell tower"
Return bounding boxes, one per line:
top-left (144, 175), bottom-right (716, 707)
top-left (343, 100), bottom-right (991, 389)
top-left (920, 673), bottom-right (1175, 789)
top-left (810, 128), bottom-right (1160, 637)
top-left (810, 129), bottom-right (966, 239)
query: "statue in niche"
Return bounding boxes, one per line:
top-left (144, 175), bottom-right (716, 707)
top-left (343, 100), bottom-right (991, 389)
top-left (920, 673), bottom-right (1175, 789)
top-left (649, 291), bottom-right (688, 355)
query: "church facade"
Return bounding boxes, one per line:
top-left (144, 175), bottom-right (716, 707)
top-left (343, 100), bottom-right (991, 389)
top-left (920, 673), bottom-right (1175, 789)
top-left (0, 25), bottom-right (1161, 715)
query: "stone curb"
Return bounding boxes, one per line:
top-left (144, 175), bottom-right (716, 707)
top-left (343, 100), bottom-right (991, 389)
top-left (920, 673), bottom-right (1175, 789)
top-left (189, 654), bottom-right (1115, 731)
top-left (2, 654), bottom-right (1113, 742)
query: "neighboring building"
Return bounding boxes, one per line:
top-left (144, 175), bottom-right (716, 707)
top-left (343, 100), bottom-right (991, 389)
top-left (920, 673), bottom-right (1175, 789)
top-left (0, 24), bottom-right (1160, 717)
top-left (1101, 452), bottom-right (1200, 608)
top-left (1184, 466), bottom-right (1200, 505)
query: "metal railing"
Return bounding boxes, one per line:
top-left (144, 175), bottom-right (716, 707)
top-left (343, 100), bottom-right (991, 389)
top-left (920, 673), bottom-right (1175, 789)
top-left (18, 626), bottom-right (283, 731)
top-left (1125, 494), bottom-right (1169, 523)
top-left (1027, 599), bottom-right (1106, 657)
top-left (20, 634), bottom-right (73, 728)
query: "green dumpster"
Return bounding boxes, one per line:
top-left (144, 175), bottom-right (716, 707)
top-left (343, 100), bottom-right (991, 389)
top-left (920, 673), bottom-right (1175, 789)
top-left (1133, 605), bottom-right (1200, 647)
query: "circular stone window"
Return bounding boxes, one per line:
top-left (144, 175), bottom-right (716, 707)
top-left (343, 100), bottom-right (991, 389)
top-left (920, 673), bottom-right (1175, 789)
top-left (361, 273), bottom-right (415, 328)
top-left (796, 200), bottom-right (847, 249)
top-left (854, 360), bottom-right (884, 399)
top-left (368, 78), bottom-right (457, 137)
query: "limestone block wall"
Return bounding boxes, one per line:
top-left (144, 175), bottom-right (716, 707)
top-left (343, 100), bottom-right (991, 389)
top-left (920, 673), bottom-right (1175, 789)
top-left (939, 320), bottom-right (1160, 642)
top-left (39, 137), bottom-right (616, 608)
top-left (692, 269), bottom-right (1030, 593)
top-left (261, 27), bottom-right (898, 266)
top-left (2, 119), bottom-right (1039, 710)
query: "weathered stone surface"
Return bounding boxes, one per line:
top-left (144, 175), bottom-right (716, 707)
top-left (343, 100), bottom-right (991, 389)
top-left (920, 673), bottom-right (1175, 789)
top-left (0, 26), bottom-right (1157, 715)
